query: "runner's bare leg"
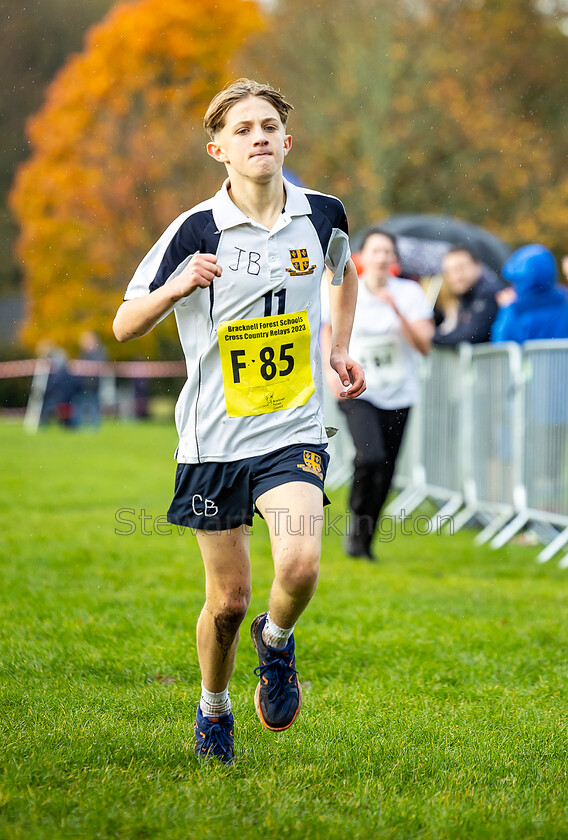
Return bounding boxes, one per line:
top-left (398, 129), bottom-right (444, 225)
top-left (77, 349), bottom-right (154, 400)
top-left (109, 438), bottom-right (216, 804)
top-left (195, 526), bottom-right (252, 692)
top-left (255, 481), bottom-right (324, 628)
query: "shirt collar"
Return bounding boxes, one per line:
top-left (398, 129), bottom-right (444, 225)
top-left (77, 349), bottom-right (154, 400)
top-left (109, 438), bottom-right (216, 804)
top-left (283, 178), bottom-right (312, 217)
top-left (212, 177), bottom-right (311, 231)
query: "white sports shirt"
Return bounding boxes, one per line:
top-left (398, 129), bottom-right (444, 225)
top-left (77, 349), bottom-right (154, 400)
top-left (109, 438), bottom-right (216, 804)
top-left (348, 277), bottom-right (433, 409)
top-left (124, 178), bottom-right (351, 463)
top-left (321, 275), bottom-right (433, 410)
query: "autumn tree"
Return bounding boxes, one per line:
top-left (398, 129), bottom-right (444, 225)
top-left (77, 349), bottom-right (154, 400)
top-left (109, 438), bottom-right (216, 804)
top-left (10, 0), bottom-right (262, 356)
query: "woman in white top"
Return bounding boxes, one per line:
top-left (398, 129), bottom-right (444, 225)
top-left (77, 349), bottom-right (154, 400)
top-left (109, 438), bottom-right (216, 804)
top-left (322, 228), bottom-right (434, 559)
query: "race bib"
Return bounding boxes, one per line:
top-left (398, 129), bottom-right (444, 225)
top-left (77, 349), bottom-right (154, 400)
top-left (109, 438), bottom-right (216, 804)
top-left (218, 311), bottom-right (314, 417)
top-left (356, 334), bottom-right (405, 391)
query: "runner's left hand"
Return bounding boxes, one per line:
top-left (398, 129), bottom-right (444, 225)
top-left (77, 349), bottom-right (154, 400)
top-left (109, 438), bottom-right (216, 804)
top-left (330, 352), bottom-right (366, 399)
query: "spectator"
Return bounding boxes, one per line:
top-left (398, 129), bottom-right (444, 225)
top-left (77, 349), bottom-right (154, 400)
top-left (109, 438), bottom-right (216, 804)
top-left (321, 228), bottom-right (434, 560)
top-left (38, 343), bottom-right (79, 427)
top-left (561, 255), bottom-right (568, 286)
top-left (76, 330), bottom-right (108, 428)
top-left (493, 245), bottom-right (568, 496)
top-left (491, 244), bottom-right (568, 343)
top-left (433, 245), bottom-right (500, 346)
top-left (432, 274), bottom-right (459, 336)
top-left (133, 374), bottom-right (150, 420)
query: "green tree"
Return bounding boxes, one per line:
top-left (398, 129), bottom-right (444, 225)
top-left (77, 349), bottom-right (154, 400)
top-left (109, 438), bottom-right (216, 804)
top-left (240, 0), bottom-right (568, 253)
top-left (241, 0), bottom-right (399, 228)
top-left (385, 0), bottom-right (568, 249)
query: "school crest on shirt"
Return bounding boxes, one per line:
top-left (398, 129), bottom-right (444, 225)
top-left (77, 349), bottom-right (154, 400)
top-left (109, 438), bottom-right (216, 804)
top-left (297, 449), bottom-right (323, 479)
top-left (286, 248), bottom-right (316, 276)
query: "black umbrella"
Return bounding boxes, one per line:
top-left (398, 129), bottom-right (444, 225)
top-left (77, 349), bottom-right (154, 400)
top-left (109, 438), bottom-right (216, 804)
top-left (353, 214), bottom-right (511, 278)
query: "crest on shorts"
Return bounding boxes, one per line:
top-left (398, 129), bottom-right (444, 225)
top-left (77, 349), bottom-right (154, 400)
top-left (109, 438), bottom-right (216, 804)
top-left (297, 449), bottom-right (323, 479)
top-left (286, 248), bottom-right (316, 276)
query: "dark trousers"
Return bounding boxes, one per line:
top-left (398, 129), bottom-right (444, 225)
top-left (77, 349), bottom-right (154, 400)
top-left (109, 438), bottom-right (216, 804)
top-left (339, 399), bottom-right (410, 550)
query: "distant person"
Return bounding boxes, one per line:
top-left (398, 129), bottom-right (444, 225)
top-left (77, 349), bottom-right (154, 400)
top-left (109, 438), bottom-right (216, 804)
top-left (493, 245), bottom-right (568, 497)
top-left (433, 245), bottom-right (500, 346)
top-left (38, 343), bottom-right (79, 427)
top-left (432, 274), bottom-right (459, 336)
top-left (491, 245), bottom-right (568, 343)
top-left (76, 331), bottom-right (108, 428)
top-left (560, 255), bottom-right (568, 287)
top-left (133, 374), bottom-right (150, 419)
top-left (322, 228), bottom-right (434, 560)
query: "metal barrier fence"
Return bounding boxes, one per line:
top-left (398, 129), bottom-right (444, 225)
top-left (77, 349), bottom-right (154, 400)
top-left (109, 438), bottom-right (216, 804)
top-left (452, 343), bottom-right (526, 545)
top-left (523, 342), bottom-right (568, 564)
top-left (385, 349), bottom-right (464, 524)
top-left (329, 341), bottom-right (568, 568)
top-left (17, 348), bottom-right (565, 562)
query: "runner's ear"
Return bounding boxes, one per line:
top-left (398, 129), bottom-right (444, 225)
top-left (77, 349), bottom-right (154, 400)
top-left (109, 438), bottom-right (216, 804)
top-left (207, 142), bottom-right (228, 163)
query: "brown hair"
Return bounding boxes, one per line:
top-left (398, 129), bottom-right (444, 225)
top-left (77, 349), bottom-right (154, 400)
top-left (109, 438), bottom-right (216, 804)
top-left (445, 244), bottom-right (481, 263)
top-left (203, 78), bottom-right (293, 139)
top-left (360, 226), bottom-right (400, 260)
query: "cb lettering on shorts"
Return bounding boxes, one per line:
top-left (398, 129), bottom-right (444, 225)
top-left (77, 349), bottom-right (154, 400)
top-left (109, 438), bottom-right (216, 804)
top-left (191, 494), bottom-right (219, 516)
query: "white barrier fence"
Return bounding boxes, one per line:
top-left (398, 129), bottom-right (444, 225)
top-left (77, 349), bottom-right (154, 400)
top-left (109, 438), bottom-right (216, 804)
top-left (326, 341), bottom-right (568, 568)
top-left (6, 348), bottom-right (568, 564)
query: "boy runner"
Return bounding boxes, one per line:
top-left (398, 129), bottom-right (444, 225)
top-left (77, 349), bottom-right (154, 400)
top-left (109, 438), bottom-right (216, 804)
top-left (113, 79), bottom-right (365, 764)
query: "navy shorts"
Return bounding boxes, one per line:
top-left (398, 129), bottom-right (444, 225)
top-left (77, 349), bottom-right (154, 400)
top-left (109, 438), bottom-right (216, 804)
top-left (167, 443), bottom-right (330, 531)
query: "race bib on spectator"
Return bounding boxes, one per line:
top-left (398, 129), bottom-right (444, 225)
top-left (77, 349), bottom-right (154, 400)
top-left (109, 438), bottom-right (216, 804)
top-left (356, 334), bottom-right (405, 391)
top-left (218, 311), bottom-right (314, 417)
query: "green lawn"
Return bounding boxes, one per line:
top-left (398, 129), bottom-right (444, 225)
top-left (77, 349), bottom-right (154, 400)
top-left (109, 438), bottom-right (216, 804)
top-left (0, 421), bottom-right (567, 839)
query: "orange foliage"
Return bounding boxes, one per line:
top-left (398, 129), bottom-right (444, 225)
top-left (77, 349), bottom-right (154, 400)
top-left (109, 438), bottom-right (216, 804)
top-left (10, 0), bottom-right (262, 356)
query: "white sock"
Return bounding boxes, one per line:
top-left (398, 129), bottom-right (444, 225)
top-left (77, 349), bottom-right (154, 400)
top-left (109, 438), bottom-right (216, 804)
top-left (199, 682), bottom-right (231, 718)
top-left (262, 612), bottom-right (295, 649)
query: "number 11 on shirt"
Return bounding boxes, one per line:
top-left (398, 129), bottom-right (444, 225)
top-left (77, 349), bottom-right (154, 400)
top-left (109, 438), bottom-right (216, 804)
top-left (264, 289), bottom-right (287, 316)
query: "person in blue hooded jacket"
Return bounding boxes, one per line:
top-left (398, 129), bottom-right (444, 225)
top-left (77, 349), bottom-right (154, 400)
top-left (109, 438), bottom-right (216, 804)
top-left (491, 244), bottom-right (568, 343)
top-left (492, 245), bottom-right (568, 500)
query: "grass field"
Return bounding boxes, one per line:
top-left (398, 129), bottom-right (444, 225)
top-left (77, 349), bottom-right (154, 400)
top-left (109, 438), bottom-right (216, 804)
top-left (1, 420), bottom-right (567, 839)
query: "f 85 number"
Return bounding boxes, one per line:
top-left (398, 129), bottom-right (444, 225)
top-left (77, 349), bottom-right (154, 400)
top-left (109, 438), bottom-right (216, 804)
top-left (231, 343), bottom-right (295, 383)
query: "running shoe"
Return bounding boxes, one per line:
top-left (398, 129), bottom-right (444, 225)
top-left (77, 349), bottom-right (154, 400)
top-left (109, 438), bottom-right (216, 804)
top-left (344, 532), bottom-right (376, 561)
top-left (251, 612), bottom-right (302, 731)
top-left (194, 705), bottom-right (234, 765)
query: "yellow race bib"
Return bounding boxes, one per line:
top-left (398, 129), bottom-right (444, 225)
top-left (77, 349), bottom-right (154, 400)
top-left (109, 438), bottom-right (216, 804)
top-left (218, 311), bottom-right (314, 417)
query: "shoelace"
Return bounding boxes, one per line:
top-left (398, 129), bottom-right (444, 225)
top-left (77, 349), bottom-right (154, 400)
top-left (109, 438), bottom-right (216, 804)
top-left (199, 720), bottom-right (233, 757)
top-left (254, 656), bottom-right (298, 704)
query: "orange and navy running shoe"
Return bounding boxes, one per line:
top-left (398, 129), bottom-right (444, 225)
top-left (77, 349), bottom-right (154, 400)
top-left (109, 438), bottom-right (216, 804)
top-left (194, 705), bottom-right (234, 764)
top-left (250, 612), bottom-right (302, 732)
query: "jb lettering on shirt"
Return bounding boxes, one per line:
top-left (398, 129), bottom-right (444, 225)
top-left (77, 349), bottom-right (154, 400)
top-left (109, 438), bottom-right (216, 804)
top-left (228, 247), bottom-right (262, 275)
